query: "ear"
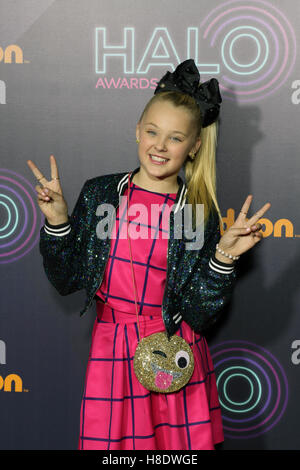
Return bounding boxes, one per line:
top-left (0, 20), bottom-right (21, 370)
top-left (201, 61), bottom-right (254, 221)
top-left (192, 136), bottom-right (202, 154)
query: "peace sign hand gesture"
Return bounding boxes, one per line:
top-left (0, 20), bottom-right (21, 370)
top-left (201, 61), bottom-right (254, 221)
top-left (217, 195), bottom-right (271, 260)
top-left (27, 155), bottom-right (69, 225)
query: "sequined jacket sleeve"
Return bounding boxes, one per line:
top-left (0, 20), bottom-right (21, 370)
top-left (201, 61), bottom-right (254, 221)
top-left (39, 180), bottom-right (89, 295)
top-left (175, 211), bottom-right (237, 334)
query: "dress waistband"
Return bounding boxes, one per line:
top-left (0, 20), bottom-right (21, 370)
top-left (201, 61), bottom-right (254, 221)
top-left (96, 300), bottom-right (165, 325)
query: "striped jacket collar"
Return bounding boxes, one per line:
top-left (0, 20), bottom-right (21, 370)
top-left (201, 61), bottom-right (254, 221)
top-left (116, 166), bottom-right (187, 214)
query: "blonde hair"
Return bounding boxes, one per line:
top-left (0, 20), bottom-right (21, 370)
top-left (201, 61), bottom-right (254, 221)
top-left (138, 90), bottom-right (223, 230)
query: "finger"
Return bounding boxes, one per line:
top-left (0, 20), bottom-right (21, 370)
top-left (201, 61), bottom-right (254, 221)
top-left (50, 154), bottom-right (60, 180)
top-left (236, 194), bottom-right (253, 221)
top-left (35, 184), bottom-right (51, 200)
top-left (249, 223), bottom-right (262, 231)
top-left (27, 160), bottom-right (48, 187)
top-left (229, 226), bottom-right (253, 236)
top-left (247, 202), bottom-right (271, 226)
top-left (253, 232), bottom-right (263, 242)
top-left (38, 186), bottom-right (57, 200)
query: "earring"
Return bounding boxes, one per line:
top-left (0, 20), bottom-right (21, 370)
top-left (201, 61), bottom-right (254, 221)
top-left (189, 152), bottom-right (195, 160)
top-left (136, 138), bottom-right (140, 143)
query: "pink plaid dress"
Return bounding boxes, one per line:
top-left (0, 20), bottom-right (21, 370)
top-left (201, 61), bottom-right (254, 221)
top-left (78, 180), bottom-right (224, 450)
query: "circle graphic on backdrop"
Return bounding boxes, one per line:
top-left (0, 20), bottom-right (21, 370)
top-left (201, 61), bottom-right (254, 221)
top-left (0, 168), bottom-right (44, 264)
top-left (210, 340), bottom-right (288, 439)
top-left (200, 0), bottom-right (296, 102)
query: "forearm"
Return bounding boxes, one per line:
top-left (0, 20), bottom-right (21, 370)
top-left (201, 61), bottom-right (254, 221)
top-left (178, 257), bottom-right (237, 333)
top-left (39, 181), bottom-right (89, 296)
top-left (177, 212), bottom-right (238, 333)
top-left (39, 219), bottom-right (85, 295)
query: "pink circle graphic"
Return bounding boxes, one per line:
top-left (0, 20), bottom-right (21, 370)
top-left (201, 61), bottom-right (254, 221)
top-left (200, 0), bottom-right (297, 102)
top-left (0, 169), bottom-right (44, 263)
top-left (211, 340), bottom-right (289, 439)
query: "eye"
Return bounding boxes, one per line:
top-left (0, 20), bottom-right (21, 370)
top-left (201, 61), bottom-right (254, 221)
top-left (171, 137), bottom-right (182, 142)
top-left (153, 350), bottom-right (167, 358)
top-left (147, 130), bottom-right (156, 135)
top-left (175, 350), bottom-right (190, 369)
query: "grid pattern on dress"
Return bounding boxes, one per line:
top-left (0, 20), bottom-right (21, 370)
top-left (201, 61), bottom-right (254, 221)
top-left (78, 304), bottom-right (223, 450)
top-left (96, 182), bottom-right (178, 316)
top-left (78, 182), bottom-right (224, 450)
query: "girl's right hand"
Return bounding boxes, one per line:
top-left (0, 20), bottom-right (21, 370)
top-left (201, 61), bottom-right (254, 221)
top-left (27, 155), bottom-right (69, 225)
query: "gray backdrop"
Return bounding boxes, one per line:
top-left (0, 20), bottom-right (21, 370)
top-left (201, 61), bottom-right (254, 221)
top-left (0, 0), bottom-right (299, 450)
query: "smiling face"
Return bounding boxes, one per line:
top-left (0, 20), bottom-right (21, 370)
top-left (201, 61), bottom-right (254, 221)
top-left (133, 332), bottom-right (194, 393)
top-left (135, 99), bottom-right (201, 190)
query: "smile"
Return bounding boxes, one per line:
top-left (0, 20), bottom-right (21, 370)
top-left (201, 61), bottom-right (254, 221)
top-left (149, 154), bottom-right (169, 164)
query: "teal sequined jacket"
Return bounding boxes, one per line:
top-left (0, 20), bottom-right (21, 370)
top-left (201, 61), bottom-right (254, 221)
top-left (39, 166), bottom-right (237, 339)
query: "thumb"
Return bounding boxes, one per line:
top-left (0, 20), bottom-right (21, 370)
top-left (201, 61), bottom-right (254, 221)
top-left (228, 226), bottom-right (251, 235)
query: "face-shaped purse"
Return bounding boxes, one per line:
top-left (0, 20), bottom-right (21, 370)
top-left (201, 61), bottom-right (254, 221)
top-left (126, 173), bottom-right (195, 393)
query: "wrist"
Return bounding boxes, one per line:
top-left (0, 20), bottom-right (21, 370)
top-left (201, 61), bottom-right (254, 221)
top-left (45, 216), bottom-right (69, 227)
top-left (214, 250), bottom-right (235, 265)
top-left (215, 242), bottom-right (240, 262)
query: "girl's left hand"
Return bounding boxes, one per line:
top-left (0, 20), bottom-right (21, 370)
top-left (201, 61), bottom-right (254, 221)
top-left (217, 195), bottom-right (271, 258)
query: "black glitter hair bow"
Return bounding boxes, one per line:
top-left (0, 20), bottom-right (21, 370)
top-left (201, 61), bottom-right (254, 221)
top-left (154, 59), bottom-right (222, 128)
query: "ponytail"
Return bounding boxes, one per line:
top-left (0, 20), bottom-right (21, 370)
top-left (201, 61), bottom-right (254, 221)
top-left (184, 120), bottom-right (223, 231)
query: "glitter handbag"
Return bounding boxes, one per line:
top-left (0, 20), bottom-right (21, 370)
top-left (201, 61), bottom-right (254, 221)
top-left (126, 174), bottom-right (195, 393)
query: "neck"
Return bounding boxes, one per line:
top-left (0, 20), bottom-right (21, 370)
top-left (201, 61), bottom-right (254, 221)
top-left (133, 169), bottom-right (179, 193)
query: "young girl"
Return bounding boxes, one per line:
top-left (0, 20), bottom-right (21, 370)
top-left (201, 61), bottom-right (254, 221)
top-left (27, 59), bottom-right (271, 450)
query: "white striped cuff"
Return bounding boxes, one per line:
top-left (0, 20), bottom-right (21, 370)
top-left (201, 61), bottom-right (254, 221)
top-left (209, 255), bottom-right (235, 274)
top-left (43, 219), bottom-right (71, 237)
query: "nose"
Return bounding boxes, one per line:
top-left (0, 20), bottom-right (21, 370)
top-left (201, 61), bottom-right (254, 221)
top-left (154, 137), bottom-right (168, 152)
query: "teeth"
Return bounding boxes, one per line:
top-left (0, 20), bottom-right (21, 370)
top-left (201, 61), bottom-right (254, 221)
top-left (150, 155), bottom-right (168, 162)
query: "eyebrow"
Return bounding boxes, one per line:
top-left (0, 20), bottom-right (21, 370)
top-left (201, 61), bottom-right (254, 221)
top-left (145, 122), bottom-right (187, 137)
